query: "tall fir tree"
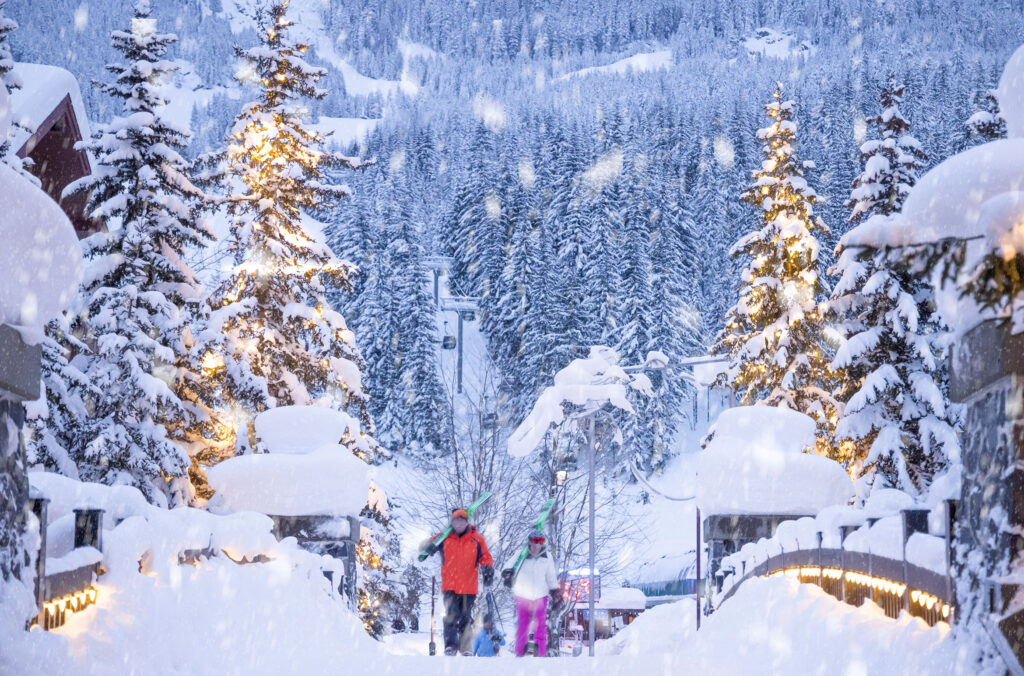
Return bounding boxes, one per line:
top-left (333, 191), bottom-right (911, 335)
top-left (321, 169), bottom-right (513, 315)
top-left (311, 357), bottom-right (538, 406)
top-left (847, 80), bottom-right (928, 225)
top-left (829, 81), bottom-right (958, 494)
top-left (67, 1), bottom-right (210, 505)
top-left (715, 84), bottom-right (838, 448)
top-left (191, 0), bottom-right (378, 478)
top-left (0, 0), bottom-right (26, 173)
top-left (366, 184), bottom-right (451, 459)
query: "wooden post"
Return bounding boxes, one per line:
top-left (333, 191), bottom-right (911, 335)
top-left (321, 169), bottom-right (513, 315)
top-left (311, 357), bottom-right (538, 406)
top-left (696, 506), bottom-right (701, 631)
top-left (27, 497), bottom-right (48, 628)
top-left (817, 531), bottom-right (823, 590)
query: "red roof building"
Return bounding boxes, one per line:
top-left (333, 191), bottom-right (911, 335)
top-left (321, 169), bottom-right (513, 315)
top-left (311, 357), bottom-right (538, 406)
top-left (9, 63), bottom-right (96, 238)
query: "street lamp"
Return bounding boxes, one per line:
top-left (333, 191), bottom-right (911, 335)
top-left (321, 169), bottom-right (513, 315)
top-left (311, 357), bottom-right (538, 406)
top-left (507, 345), bottom-right (667, 657)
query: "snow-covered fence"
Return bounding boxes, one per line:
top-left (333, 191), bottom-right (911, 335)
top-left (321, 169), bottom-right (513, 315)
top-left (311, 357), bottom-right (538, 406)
top-left (716, 502), bottom-right (958, 628)
top-left (26, 497), bottom-right (102, 630)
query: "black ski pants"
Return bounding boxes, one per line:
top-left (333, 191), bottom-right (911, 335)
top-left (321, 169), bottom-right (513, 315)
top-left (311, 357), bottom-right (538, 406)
top-left (442, 591), bottom-right (476, 652)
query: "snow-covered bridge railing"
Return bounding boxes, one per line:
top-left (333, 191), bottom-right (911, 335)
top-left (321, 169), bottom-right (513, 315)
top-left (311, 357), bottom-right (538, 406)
top-left (715, 501), bottom-right (958, 628)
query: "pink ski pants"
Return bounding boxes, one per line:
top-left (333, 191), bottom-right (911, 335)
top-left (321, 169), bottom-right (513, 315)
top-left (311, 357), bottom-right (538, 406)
top-left (515, 595), bottom-right (548, 656)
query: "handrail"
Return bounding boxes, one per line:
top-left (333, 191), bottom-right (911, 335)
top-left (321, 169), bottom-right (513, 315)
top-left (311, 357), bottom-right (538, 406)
top-left (717, 547), bottom-right (953, 627)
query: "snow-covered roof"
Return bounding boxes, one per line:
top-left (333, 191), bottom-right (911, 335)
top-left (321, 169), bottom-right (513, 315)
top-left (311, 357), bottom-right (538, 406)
top-left (998, 43), bottom-right (1024, 139)
top-left (0, 162), bottom-right (82, 341)
top-left (8, 62), bottom-right (91, 155)
top-left (628, 552), bottom-right (697, 585)
top-left (207, 444), bottom-right (370, 517)
top-left (595, 586), bottom-right (647, 610)
top-left (696, 406), bottom-right (853, 516)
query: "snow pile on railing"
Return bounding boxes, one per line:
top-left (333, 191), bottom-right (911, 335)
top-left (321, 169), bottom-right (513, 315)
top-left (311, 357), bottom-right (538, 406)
top-left (30, 472), bottom-right (341, 581)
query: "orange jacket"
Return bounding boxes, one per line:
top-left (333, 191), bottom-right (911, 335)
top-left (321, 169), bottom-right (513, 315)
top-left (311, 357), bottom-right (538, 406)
top-left (436, 525), bottom-right (493, 595)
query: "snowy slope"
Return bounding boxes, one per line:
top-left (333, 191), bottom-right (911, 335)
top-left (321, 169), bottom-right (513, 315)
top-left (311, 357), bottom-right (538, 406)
top-left (557, 49), bottom-right (672, 81)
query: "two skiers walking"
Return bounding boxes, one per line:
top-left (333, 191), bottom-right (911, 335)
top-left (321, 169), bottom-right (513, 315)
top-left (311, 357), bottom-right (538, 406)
top-left (420, 506), bottom-right (495, 656)
top-left (502, 530), bottom-right (562, 657)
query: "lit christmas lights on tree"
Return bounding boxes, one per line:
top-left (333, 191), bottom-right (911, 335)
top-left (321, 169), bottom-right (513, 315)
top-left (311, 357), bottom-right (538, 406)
top-left (715, 83), bottom-right (839, 452)
top-left (187, 0), bottom-right (379, 486)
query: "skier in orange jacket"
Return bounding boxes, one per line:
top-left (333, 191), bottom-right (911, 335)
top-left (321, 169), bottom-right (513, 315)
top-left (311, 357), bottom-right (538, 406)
top-left (421, 507), bottom-right (495, 655)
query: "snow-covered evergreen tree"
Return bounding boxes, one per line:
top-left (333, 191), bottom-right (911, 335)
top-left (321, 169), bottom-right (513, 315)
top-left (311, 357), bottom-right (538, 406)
top-left (24, 317), bottom-right (91, 479)
top-left (356, 483), bottom-right (401, 638)
top-left (66, 0), bottom-right (210, 505)
top-left (358, 185), bottom-right (451, 460)
top-left (0, 0), bottom-right (25, 170)
top-left (0, 1), bottom-right (13, 86)
top-left (846, 80), bottom-right (927, 225)
top-left (965, 88), bottom-right (1007, 145)
top-left (829, 81), bottom-right (958, 493)
top-left (715, 85), bottom-right (837, 445)
top-left (193, 0), bottom-right (377, 472)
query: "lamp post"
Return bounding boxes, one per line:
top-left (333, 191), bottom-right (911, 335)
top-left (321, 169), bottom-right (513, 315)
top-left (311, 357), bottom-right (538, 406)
top-left (508, 346), bottom-right (667, 657)
top-left (582, 355), bottom-right (666, 656)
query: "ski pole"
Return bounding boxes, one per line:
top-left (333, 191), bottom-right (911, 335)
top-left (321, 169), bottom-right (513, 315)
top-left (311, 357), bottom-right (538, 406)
top-left (429, 576), bottom-right (436, 656)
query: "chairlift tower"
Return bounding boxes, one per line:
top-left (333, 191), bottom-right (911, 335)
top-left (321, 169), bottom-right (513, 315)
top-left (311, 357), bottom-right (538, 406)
top-left (422, 256), bottom-right (453, 306)
top-left (440, 296), bottom-right (480, 394)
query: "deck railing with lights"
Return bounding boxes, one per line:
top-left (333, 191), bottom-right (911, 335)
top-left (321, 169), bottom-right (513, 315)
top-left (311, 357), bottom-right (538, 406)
top-left (715, 503), bottom-right (958, 628)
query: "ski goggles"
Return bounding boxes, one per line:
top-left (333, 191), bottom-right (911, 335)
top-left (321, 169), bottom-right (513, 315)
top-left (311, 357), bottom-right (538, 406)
top-left (530, 536), bottom-right (546, 545)
top-left (451, 509), bottom-right (469, 520)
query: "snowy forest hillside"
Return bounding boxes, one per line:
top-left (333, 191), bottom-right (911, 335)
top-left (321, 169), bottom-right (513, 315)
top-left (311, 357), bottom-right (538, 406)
top-left (7, 0), bottom-right (1021, 546)
top-left (16, 0), bottom-right (1012, 472)
top-left (3, 0), bottom-right (1024, 670)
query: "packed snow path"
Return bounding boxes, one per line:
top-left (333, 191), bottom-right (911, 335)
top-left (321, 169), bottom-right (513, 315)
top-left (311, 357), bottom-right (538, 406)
top-left (381, 577), bottom-right (962, 675)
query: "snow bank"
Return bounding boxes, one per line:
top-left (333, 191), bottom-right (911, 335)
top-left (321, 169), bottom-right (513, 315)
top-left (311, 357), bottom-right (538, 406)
top-left (14, 556), bottom-right (379, 675)
top-left (207, 444), bottom-right (370, 516)
top-left (596, 597), bottom-right (696, 657)
top-left (598, 577), bottom-right (966, 672)
top-left (0, 163), bottom-right (82, 341)
top-left (696, 406), bottom-right (853, 515)
top-left (6, 472), bottom-right (376, 674)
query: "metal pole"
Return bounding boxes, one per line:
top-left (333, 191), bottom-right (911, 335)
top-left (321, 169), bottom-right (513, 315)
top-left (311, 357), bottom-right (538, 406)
top-left (588, 415), bottom-right (596, 657)
top-left (457, 313), bottom-right (464, 394)
top-left (433, 269), bottom-right (440, 305)
top-left (696, 506), bottom-right (701, 631)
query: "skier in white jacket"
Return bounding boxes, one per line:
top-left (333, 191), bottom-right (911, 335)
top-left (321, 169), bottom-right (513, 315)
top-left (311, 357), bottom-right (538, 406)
top-left (502, 530), bottom-right (562, 656)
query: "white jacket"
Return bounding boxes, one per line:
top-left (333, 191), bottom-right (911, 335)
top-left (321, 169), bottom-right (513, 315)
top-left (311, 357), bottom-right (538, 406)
top-left (513, 553), bottom-right (558, 602)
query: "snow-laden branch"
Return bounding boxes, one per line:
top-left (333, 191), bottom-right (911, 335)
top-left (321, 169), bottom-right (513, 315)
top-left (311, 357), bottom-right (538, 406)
top-left (507, 345), bottom-right (667, 457)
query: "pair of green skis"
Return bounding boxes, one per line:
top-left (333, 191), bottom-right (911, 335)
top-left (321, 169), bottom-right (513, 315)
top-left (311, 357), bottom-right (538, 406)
top-left (417, 493), bottom-right (556, 570)
top-left (507, 497), bottom-right (556, 576)
top-left (418, 491), bottom-right (493, 562)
